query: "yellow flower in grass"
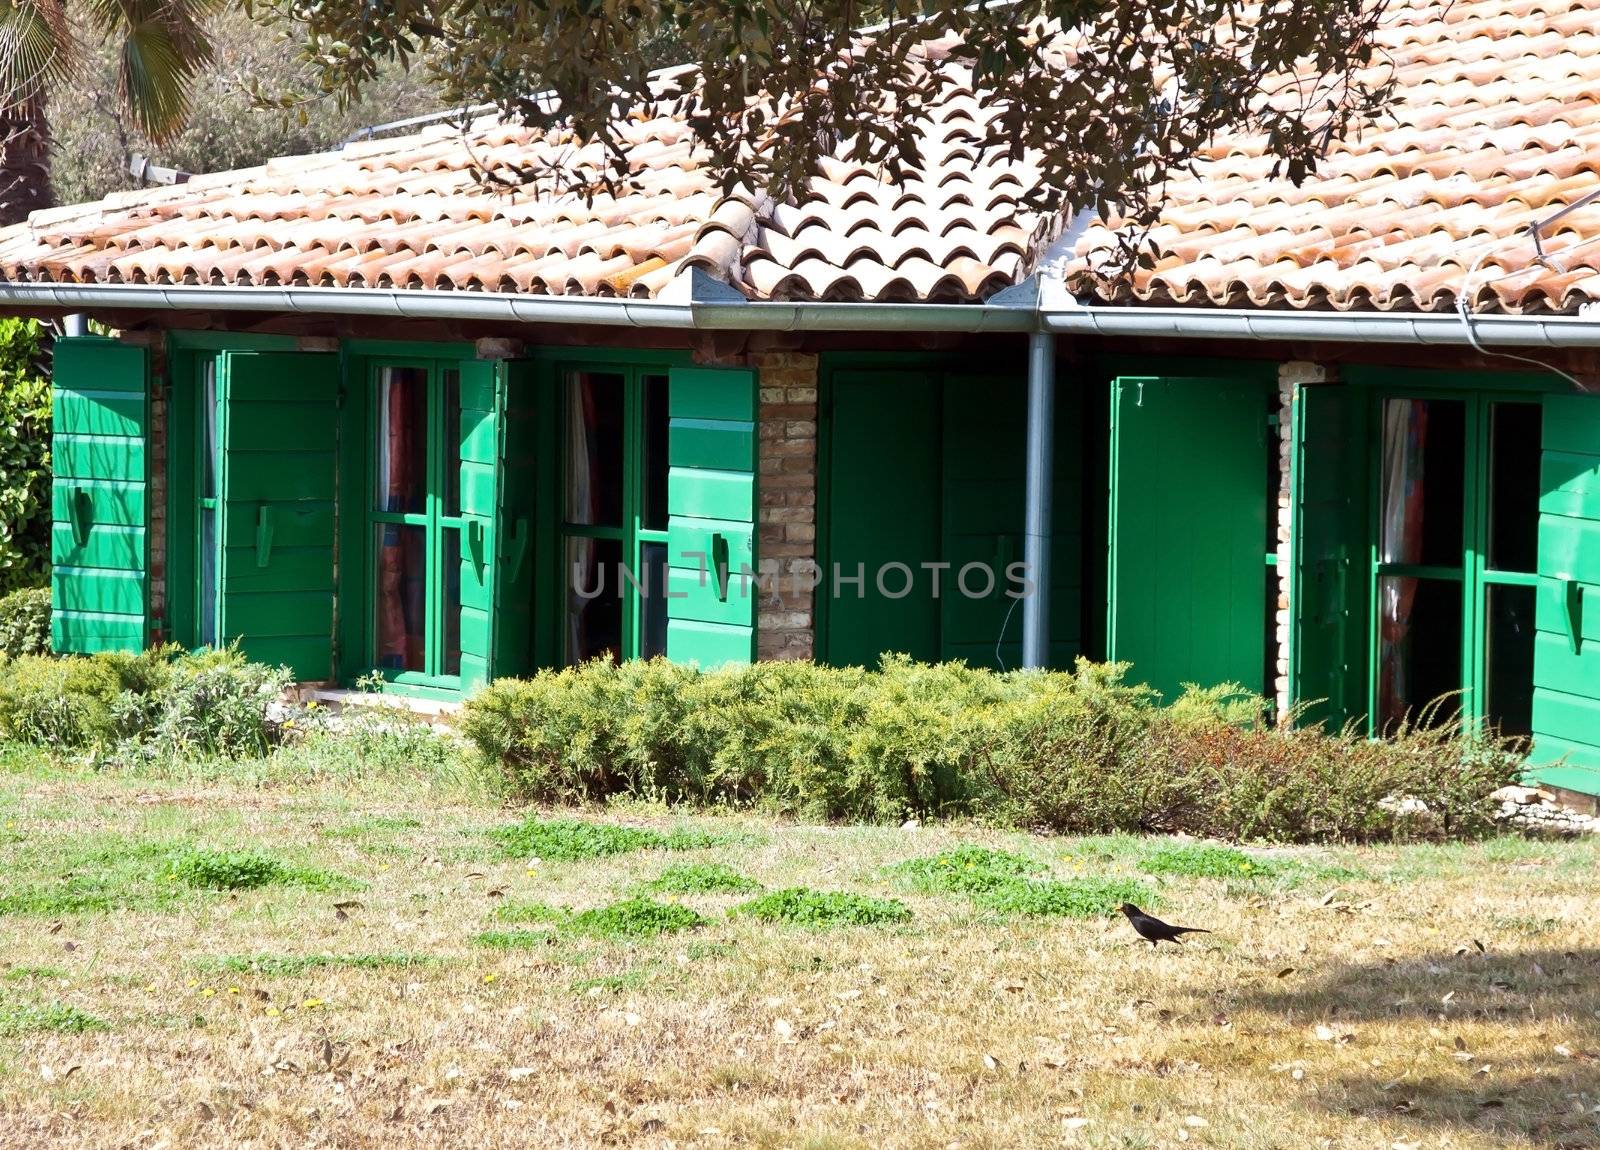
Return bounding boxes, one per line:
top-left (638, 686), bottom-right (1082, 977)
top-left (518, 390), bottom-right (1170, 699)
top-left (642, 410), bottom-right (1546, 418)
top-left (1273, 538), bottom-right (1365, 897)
top-left (482, 973), bottom-right (498, 984)
top-left (200, 988), bottom-right (216, 998)
top-left (264, 1006), bottom-right (281, 1018)
top-left (227, 986), bottom-right (240, 995)
top-left (302, 998), bottom-right (325, 1010)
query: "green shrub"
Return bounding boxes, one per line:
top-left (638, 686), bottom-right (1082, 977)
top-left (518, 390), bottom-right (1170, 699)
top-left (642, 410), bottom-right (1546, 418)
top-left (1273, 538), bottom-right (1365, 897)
top-left (166, 848), bottom-right (354, 893)
top-left (474, 930), bottom-right (549, 950)
top-left (206, 953), bottom-right (438, 975)
top-left (488, 816), bottom-right (738, 861)
top-left (0, 588), bottom-right (50, 657)
top-left (564, 897), bottom-right (708, 938)
top-left (493, 901), bottom-right (567, 925)
top-left (0, 645), bottom-right (291, 757)
top-left (490, 817), bottom-right (667, 861)
top-left (0, 319), bottom-right (52, 594)
top-left (1139, 844), bottom-right (1282, 880)
top-left (0, 999), bottom-right (107, 1036)
top-left (894, 845), bottom-right (1045, 895)
top-left (731, 888), bottom-right (911, 928)
top-left (975, 877), bottom-right (1151, 918)
top-left (146, 648), bottom-right (291, 756)
top-left (641, 862), bottom-right (761, 895)
top-left (464, 657), bottom-right (1518, 843)
top-left (481, 897), bottom-right (706, 941)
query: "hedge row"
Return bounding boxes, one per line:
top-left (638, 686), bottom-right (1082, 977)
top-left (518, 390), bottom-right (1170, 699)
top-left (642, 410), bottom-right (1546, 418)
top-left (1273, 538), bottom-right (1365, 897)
top-left (460, 656), bottom-right (1523, 843)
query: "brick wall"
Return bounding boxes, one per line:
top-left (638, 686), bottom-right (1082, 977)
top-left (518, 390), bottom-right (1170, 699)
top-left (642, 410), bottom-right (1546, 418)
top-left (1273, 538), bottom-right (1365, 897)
top-left (753, 351), bottom-right (818, 661)
top-left (1274, 361), bottom-right (1335, 722)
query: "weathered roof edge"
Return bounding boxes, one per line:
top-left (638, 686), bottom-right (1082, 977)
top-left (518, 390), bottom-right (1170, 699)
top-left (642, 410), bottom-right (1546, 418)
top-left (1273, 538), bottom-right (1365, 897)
top-left (15, 266), bottom-right (1600, 348)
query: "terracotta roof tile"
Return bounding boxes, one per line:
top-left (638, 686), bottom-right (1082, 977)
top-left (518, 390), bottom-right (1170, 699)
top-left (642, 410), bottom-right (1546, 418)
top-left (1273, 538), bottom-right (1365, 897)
top-left (1060, 0), bottom-right (1600, 312)
top-left (6, 0), bottom-right (1600, 312)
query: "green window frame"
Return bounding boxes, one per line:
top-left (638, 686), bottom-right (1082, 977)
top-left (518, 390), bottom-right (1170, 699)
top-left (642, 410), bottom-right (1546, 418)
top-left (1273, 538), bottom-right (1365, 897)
top-left (362, 357), bottom-right (470, 690)
top-left (555, 357), bottom-right (675, 663)
top-left (1356, 370), bottom-right (1555, 736)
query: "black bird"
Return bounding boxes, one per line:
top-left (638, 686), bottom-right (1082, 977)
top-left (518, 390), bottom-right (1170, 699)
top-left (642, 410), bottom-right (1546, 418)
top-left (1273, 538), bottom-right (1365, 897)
top-left (1118, 902), bottom-right (1211, 947)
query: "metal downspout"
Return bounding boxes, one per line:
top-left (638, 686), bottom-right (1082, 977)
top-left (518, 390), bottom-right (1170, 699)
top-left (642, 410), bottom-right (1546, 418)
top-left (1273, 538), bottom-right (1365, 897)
top-left (1021, 328), bottom-right (1055, 669)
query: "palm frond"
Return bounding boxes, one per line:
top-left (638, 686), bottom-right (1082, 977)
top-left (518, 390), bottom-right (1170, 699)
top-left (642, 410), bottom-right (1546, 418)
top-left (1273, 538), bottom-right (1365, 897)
top-left (0, 1), bottom-right (72, 104)
top-left (83, 0), bottom-right (218, 141)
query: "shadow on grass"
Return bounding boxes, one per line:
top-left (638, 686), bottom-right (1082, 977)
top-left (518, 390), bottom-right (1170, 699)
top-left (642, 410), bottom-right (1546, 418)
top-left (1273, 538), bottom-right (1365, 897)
top-left (1239, 947), bottom-right (1600, 1147)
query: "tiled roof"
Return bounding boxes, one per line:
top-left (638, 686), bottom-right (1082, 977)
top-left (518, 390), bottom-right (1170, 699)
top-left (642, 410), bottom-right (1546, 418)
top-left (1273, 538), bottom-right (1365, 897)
top-left (0, 42), bottom-right (1046, 304)
top-left (1062, 0), bottom-right (1600, 313)
top-left (3, 0), bottom-right (1600, 313)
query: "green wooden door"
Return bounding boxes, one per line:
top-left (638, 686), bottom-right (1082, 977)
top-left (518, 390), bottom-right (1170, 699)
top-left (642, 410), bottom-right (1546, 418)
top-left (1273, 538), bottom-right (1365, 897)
top-left (1526, 393), bottom-right (1600, 793)
top-left (1108, 375), bottom-right (1270, 701)
top-left (826, 370), bottom-right (941, 665)
top-left (217, 351), bottom-right (338, 680)
top-left (939, 372), bottom-right (1085, 669)
top-left (665, 366), bottom-right (758, 667)
top-left (941, 373), bottom-right (1024, 667)
top-left (1289, 383), bottom-right (1370, 728)
top-left (51, 338), bottom-right (149, 653)
top-left (456, 360), bottom-right (501, 689)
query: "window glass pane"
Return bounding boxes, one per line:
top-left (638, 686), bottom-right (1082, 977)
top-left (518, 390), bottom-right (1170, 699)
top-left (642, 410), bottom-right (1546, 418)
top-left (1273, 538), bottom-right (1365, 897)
top-left (1379, 397), bottom-right (1464, 567)
top-left (199, 508), bottom-right (217, 648)
top-left (443, 368), bottom-right (461, 519)
top-left (564, 371), bottom-right (625, 526)
top-left (1484, 584), bottom-right (1535, 740)
top-left (638, 541), bottom-right (669, 659)
top-left (375, 366), bottom-right (429, 514)
top-left (442, 527), bottom-right (462, 678)
top-left (642, 373), bottom-right (670, 531)
top-left (375, 523), bottom-right (427, 671)
top-left (199, 359), bottom-right (219, 648)
top-left (1487, 402), bottom-right (1540, 573)
top-left (566, 536), bottom-right (623, 664)
top-left (1377, 575), bottom-right (1463, 730)
top-left (201, 359), bottom-right (219, 499)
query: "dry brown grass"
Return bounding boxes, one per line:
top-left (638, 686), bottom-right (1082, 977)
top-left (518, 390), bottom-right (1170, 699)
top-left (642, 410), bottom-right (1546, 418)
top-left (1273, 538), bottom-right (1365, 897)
top-left (0, 755), bottom-right (1596, 1150)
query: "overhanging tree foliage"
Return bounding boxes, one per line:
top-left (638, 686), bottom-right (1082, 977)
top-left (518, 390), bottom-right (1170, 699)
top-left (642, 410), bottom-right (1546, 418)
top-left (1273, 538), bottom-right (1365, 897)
top-left (249, 0), bottom-right (1394, 256)
top-left (0, 1), bottom-right (222, 225)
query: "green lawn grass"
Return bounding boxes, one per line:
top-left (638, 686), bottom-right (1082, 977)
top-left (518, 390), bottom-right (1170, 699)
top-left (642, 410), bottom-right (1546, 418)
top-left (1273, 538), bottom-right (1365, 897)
top-left (0, 753), bottom-right (1595, 1149)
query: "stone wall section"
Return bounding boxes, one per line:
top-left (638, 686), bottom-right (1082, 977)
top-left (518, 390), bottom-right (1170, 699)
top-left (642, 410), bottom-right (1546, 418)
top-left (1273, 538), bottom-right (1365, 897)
top-left (752, 351), bottom-right (819, 661)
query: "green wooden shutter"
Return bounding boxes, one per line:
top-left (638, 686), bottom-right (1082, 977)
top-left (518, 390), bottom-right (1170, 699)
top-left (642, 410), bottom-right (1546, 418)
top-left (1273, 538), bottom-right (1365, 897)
top-left (457, 360), bottom-right (501, 690)
top-left (1288, 383), bottom-right (1370, 728)
top-left (217, 351), bottom-right (338, 680)
top-left (1526, 393), bottom-right (1600, 794)
top-left (1107, 376), bottom-right (1269, 702)
top-left (498, 360), bottom-right (550, 674)
top-left (825, 369), bottom-right (941, 665)
top-left (666, 366), bottom-right (757, 667)
top-left (51, 338), bottom-right (149, 653)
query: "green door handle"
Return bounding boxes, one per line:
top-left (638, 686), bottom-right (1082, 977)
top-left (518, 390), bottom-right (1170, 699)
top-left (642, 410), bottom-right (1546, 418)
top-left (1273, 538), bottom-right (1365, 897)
top-left (255, 505), bottom-right (275, 568)
top-left (504, 517), bottom-right (529, 583)
top-left (467, 519), bottom-right (486, 578)
top-left (68, 486), bottom-right (91, 547)
top-left (711, 532), bottom-right (730, 602)
top-left (1564, 577), bottom-right (1584, 655)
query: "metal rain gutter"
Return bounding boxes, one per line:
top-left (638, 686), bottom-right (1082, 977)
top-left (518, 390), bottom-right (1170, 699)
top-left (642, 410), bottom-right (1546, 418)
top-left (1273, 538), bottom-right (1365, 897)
top-left (0, 278), bottom-right (1037, 334)
top-left (6, 272), bottom-right (1600, 344)
top-left (1038, 290), bottom-right (1600, 348)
